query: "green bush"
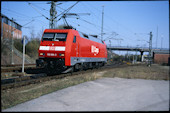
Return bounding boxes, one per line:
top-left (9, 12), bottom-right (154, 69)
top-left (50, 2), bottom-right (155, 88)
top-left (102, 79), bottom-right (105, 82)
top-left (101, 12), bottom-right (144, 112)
top-left (13, 38), bottom-right (40, 59)
top-left (14, 39), bottom-right (23, 53)
top-left (25, 39), bottom-right (40, 59)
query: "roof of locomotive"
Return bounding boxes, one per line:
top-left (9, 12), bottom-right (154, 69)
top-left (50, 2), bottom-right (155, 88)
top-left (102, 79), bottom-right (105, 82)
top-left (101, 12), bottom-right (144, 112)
top-left (44, 29), bottom-right (73, 33)
top-left (44, 29), bottom-right (105, 44)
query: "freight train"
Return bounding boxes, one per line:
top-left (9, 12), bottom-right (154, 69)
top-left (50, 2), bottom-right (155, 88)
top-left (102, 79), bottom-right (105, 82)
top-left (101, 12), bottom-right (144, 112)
top-left (36, 28), bottom-right (107, 74)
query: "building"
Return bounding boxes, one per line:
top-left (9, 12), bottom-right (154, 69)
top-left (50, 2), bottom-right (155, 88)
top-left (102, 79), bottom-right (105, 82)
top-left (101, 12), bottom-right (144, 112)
top-left (1, 14), bottom-right (22, 39)
top-left (153, 50), bottom-right (170, 65)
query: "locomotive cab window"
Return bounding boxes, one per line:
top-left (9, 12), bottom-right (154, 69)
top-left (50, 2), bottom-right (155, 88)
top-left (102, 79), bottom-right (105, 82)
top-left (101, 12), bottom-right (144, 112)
top-left (54, 33), bottom-right (67, 41)
top-left (42, 33), bottom-right (54, 41)
top-left (73, 36), bottom-right (76, 43)
top-left (42, 33), bottom-right (67, 41)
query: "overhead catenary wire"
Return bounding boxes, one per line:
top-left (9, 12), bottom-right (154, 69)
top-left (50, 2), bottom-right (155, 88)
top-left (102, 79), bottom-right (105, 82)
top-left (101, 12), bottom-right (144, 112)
top-left (66, 19), bottom-right (100, 35)
top-left (62, 13), bottom-right (119, 40)
top-left (28, 2), bottom-right (48, 4)
top-left (2, 8), bottom-right (48, 31)
top-left (62, 14), bottom-right (102, 35)
top-left (80, 2), bottom-right (101, 25)
top-left (2, 8), bottom-right (46, 21)
top-left (3, 1), bottom-right (147, 48)
top-left (6, 1), bottom-right (114, 38)
top-left (2, 8), bottom-right (32, 19)
top-left (54, 4), bottom-right (104, 37)
top-left (27, 2), bottom-right (50, 20)
top-left (79, 2), bottom-right (120, 41)
top-left (29, 3), bottom-right (50, 13)
top-left (56, 1), bottom-right (79, 21)
top-left (83, 2), bottom-right (143, 42)
top-left (83, 2), bottom-right (114, 31)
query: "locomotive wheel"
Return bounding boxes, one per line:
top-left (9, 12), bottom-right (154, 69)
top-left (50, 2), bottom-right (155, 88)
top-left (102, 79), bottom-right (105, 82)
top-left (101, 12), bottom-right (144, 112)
top-left (83, 63), bottom-right (88, 70)
top-left (95, 62), bottom-right (99, 69)
top-left (89, 62), bottom-right (93, 69)
top-left (79, 64), bottom-right (83, 71)
top-left (74, 64), bottom-right (80, 72)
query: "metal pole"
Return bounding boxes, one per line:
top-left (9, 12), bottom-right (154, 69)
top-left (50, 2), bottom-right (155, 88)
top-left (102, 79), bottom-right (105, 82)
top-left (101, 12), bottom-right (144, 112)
top-left (133, 54), bottom-right (134, 64)
top-left (156, 26), bottom-right (158, 48)
top-left (101, 6), bottom-right (104, 41)
top-left (109, 40), bottom-right (111, 62)
top-left (161, 35), bottom-right (163, 50)
top-left (136, 45), bottom-right (139, 63)
top-left (109, 40), bottom-right (111, 47)
top-left (11, 18), bottom-right (14, 65)
top-left (50, 1), bottom-right (56, 29)
top-left (148, 32), bottom-right (152, 67)
top-left (135, 50), bottom-right (137, 63)
top-left (22, 36), bottom-right (25, 73)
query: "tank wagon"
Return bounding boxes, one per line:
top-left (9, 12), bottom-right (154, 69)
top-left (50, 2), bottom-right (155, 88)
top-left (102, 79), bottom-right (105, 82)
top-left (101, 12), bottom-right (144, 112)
top-left (36, 29), bottom-right (107, 74)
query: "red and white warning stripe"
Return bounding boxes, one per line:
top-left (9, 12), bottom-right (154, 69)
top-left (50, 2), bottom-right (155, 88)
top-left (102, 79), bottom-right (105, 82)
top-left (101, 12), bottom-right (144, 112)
top-left (39, 46), bottom-right (65, 51)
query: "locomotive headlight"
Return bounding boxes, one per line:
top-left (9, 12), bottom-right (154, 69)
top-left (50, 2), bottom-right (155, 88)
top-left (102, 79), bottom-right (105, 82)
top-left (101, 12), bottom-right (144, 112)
top-left (40, 53), bottom-right (45, 56)
top-left (59, 53), bottom-right (64, 56)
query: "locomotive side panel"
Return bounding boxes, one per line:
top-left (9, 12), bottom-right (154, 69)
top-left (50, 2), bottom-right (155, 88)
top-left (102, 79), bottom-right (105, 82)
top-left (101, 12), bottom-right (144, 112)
top-left (64, 30), bottom-right (73, 66)
top-left (70, 33), bottom-right (107, 66)
top-left (78, 37), bottom-right (107, 58)
top-left (65, 30), bottom-right (80, 66)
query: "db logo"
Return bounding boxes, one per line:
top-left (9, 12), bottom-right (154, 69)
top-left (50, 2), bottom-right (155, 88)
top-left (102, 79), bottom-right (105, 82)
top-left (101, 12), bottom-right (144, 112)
top-left (50, 46), bottom-right (55, 51)
top-left (91, 45), bottom-right (99, 56)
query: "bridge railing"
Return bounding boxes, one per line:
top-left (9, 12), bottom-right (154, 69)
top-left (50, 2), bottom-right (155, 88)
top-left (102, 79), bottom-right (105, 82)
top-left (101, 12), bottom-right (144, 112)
top-left (107, 46), bottom-right (169, 51)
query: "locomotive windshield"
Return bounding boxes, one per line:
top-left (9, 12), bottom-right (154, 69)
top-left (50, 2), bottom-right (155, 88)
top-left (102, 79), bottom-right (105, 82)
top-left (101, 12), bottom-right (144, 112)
top-left (42, 33), bottom-right (67, 41)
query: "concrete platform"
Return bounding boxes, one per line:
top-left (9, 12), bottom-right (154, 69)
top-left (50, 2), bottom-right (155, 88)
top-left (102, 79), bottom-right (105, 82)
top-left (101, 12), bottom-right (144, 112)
top-left (3, 77), bottom-right (169, 111)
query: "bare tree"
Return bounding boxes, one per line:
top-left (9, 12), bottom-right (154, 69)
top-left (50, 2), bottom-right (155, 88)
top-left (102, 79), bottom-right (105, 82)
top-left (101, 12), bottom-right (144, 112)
top-left (56, 24), bottom-right (65, 29)
top-left (1, 28), bottom-right (11, 54)
top-left (29, 26), bottom-right (35, 40)
top-left (36, 26), bottom-right (44, 41)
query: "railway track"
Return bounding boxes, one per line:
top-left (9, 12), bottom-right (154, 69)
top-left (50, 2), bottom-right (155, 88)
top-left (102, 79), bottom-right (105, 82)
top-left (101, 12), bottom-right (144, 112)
top-left (1, 64), bottom-right (36, 73)
top-left (1, 63), bottom-right (127, 90)
top-left (1, 64), bottom-right (36, 67)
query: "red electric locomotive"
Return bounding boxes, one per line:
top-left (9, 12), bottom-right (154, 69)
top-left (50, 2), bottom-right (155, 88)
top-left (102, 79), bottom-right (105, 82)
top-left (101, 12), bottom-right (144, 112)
top-left (36, 28), bottom-right (107, 74)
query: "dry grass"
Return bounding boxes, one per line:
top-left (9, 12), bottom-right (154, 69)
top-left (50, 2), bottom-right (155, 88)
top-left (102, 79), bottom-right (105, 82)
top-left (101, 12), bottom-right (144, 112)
top-left (103, 64), bottom-right (169, 80)
top-left (1, 64), bottom-right (169, 110)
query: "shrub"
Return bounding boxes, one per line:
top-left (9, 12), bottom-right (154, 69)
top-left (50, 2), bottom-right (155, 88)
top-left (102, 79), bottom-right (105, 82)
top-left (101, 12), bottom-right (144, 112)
top-left (25, 38), bottom-right (40, 59)
top-left (14, 39), bottom-right (23, 52)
